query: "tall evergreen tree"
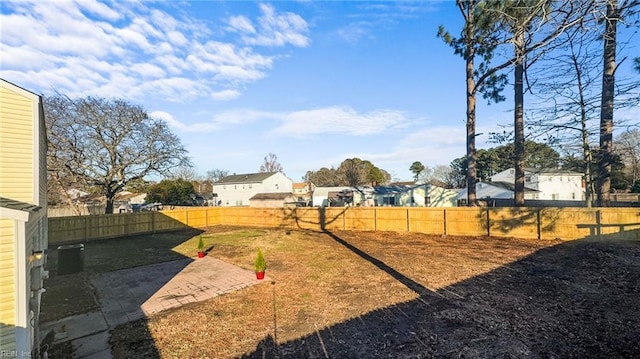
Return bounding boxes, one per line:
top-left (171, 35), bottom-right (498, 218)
top-left (438, 0), bottom-right (508, 206)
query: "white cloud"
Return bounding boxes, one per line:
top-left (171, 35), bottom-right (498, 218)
top-left (153, 106), bottom-right (410, 136)
top-left (74, 0), bottom-right (121, 21)
top-left (271, 107), bottom-right (408, 137)
top-left (211, 90), bottom-right (241, 101)
top-left (0, 1), bottom-right (307, 102)
top-left (233, 3), bottom-right (310, 47)
top-left (336, 23), bottom-right (371, 44)
top-left (228, 15), bottom-right (256, 34)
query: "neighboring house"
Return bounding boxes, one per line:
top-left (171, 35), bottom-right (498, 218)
top-left (457, 181), bottom-right (540, 204)
top-left (373, 184), bottom-right (458, 207)
top-left (249, 192), bottom-right (298, 208)
top-left (114, 192), bottom-right (147, 213)
top-left (292, 182), bottom-right (314, 203)
top-left (213, 172), bottom-right (293, 207)
top-left (0, 79), bottom-right (48, 358)
top-left (66, 188), bottom-right (89, 201)
top-left (491, 168), bottom-right (584, 201)
top-left (312, 186), bottom-right (355, 207)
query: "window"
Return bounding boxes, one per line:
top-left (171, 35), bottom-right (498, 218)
top-left (236, 200), bottom-right (243, 206)
top-left (552, 193), bottom-right (559, 200)
top-left (571, 192), bottom-right (576, 199)
top-left (525, 176), bottom-right (531, 183)
top-left (425, 196), bottom-right (431, 205)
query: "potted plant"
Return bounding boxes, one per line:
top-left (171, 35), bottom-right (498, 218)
top-left (197, 235), bottom-right (205, 258)
top-left (254, 248), bottom-right (266, 280)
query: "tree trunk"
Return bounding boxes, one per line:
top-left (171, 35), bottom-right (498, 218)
top-left (466, 46), bottom-right (478, 207)
top-left (573, 48), bottom-right (593, 208)
top-left (598, 0), bottom-right (617, 207)
top-left (513, 30), bottom-right (526, 207)
top-left (105, 193), bottom-right (115, 214)
top-left (464, 2), bottom-right (478, 207)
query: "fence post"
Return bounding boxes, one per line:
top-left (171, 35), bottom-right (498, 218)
top-left (486, 208), bottom-right (491, 237)
top-left (185, 208), bottom-right (189, 227)
top-left (406, 208), bottom-right (410, 232)
top-left (443, 208), bottom-right (447, 236)
top-left (343, 209), bottom-right (346, 230)
top-left (124, 214), bottom-right (129, 237)
top-left (84, 216), bottom-right (88, 240)
top-left (374, 208), bottom-right (377, 231)
top-left (536, 209), bottom-right (542, 240)
top-left (151, 212), bottom-right (156, 234)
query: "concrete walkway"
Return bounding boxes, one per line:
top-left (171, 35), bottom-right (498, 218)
top-left (42, 256), bottom-right (265, 358)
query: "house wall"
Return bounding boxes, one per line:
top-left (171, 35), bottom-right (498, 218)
top-left (213, 173), bottom-right (294, 207)
top-left (534, 174), bottom-right (584, 201)
top-left (0, 80), bottom-right (48, 357)
top-left (0, 218), bottom-right (16, 352)
top-left (214, 181), bottom-right (260, 206)
top-left (312, 187), bottom-right (352, 207)
top-left (0, 86), bottom-right (35, 204)
top-left (491, 169), bottom-right (584, 201)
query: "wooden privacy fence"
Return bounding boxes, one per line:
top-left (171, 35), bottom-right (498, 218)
top-left (48, 207), bottom-right (640, 244)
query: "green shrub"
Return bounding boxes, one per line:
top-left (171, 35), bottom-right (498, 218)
top-left (197, 235), bottom-right (204, 251)
top-left (254, 248), bottom-right (266, 272)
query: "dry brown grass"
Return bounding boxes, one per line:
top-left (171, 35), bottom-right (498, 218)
top-left (110, 228), bottom-right (555, 358)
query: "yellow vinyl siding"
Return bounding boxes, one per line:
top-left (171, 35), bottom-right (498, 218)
top-left (0, 218), bottom-right (16, 351)
top-left (0, 86), bottom-right (35, 204)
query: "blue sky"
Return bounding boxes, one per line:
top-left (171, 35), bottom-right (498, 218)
top-left (1, 1), bottom-right (638, 182)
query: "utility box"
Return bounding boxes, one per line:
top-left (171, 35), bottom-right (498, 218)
top-left (57, 244), bottom-right (84, 275)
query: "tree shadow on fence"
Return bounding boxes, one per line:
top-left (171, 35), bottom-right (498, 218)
top-left (241, 227), bottom-right (640, 358)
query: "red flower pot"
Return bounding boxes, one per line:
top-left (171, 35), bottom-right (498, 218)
top-left (256, 271), bottom-right (265, 280)
top-left (197, 251), bottom-right (205, 258)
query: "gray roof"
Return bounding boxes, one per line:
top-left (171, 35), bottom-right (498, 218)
top-left (0, 197), bottom-right (41, 212)
top-left (216, 172), bottom-right (278, 184)
top-left (488, 181), bottom-right (539, 192)
top-left (525, 168), bottom-right (582, 176)
top-left (249, 192), bottom-right (295, 200)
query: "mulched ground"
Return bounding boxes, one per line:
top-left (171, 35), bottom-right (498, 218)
top-left (108, 228), bottom-right (640, 358)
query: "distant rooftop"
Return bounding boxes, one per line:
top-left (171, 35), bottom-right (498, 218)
top-left (216, 172), bottom-right (279, 184)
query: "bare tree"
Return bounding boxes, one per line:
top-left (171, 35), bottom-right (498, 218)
top-left (420, 165), bottom-right (457, 188)
top-left (259, 152), bottom-right (284, 173)
top-left (206, 168), bottom-right (230, 183)
top-left (338, 158), bottom-right (368, 187)
top-left (45, 94), bottom-right (190, 213)
top-left (485, 0), bottom-right (596, 206)
top-left (616, 129), bottom-right (640, 185)
top-left (168, 165), bottom-right (198, 181)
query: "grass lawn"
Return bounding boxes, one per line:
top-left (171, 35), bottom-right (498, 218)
top-left (110, 228), bottom-right (640, 358)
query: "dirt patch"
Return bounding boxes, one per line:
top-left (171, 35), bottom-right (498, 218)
top-left (107, 228), bottom-right (640, 358)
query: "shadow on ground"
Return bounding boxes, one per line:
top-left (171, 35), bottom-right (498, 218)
top-left (41, 227), bottom-right (204, 357)
top-left (242, 229), bottom-right (640, 358)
